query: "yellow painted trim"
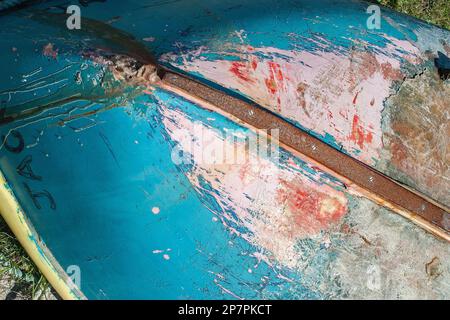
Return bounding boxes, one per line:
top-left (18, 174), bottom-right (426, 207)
top-left (0, 170), bottom-right (85, 300)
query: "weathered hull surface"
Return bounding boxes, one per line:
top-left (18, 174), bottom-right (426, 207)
top-left (0, 0), bottom-right (449, 299)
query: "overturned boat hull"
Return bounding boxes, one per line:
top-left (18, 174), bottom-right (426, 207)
top-left (0, 0), bottom-right (449, 299)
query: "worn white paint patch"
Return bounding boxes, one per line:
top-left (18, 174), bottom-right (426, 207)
top-left (151, 206), bottom-right (160, 215)
top-left (328, 198), bottom-right (450, 299)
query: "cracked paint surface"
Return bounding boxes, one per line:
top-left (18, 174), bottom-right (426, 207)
top-left (0, 0), bottom-right (449, 299)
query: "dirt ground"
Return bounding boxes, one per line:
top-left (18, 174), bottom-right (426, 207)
top-left (0, 275), bottom-right (29, 300)
top-left (0, 217), bottom-right (57, 300)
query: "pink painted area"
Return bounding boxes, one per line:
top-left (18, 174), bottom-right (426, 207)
top-left (158, 102), bottom-right (348, 268)
top-left (160, 37), bottom-right (421, 164)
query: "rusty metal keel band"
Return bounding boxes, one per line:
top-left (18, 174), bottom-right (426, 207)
top-left (158, 68), bottom-right (450, 242)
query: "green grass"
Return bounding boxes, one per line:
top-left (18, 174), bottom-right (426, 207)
top-left (0, 217), bottom-right (50, 299)
top-left (377, 0), bottom-right (450, 30)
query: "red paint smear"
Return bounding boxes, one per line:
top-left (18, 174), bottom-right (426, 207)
top-left (265, 62), bottom-right (284, 95)
top-left (276, 180), bottom-right (347, 235)
top-left (349, 115), bottom-right (373, 149)
top-left (269, 62), bottom-right (283, 81)
top-left (251, 58), bottom-right (258, 70)
top-left (229, 61), bottom-right (254, 83)
top-left (265, 78), bottom-right (277, 94)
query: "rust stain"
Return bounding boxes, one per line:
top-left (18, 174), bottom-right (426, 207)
top-left (380, 62), bottom-right (403, 80)
top-left (425, 257), bottom-right (442, 279)
top-left (296, 82), bottom-right (309, 117)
